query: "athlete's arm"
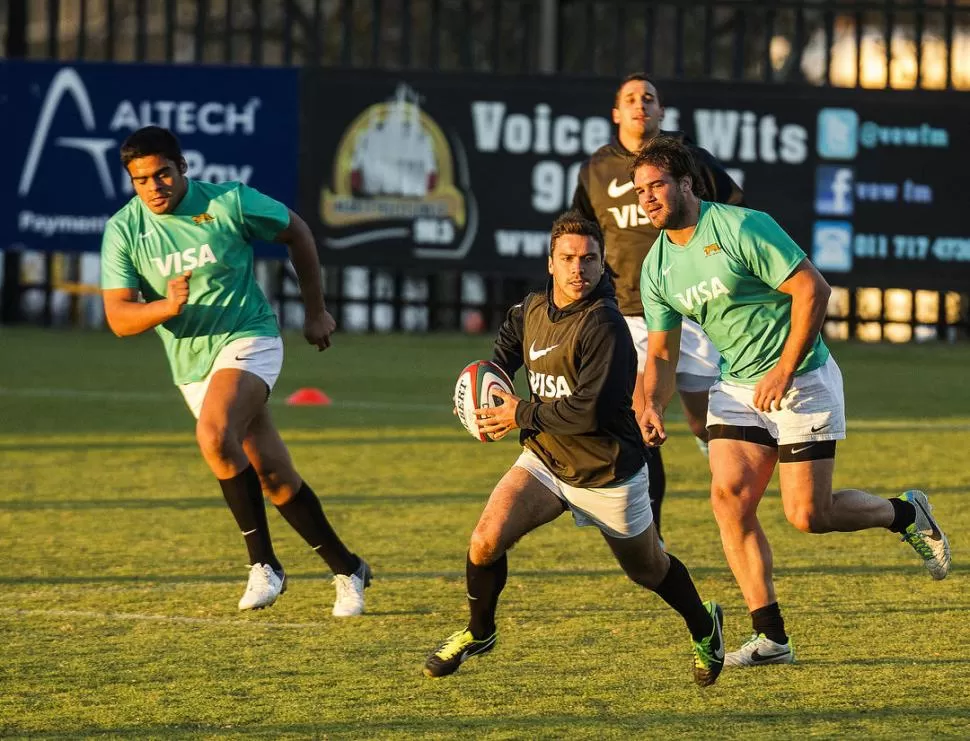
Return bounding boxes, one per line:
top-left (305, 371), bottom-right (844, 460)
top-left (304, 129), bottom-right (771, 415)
top-left (491, 299), bottom-right (527, 378)
top-left (753, 259), bottom-right (831, 412)
top-left (102, 273), bottom-right (190, 337)
top-left (512, 313), bottom-right (631, 435)
top-left (570, 165), bottom-right (596, 221)
top-left (639, 325), bottom-right (681, 446)
top-left (275, 209), bottom-right (335, 350)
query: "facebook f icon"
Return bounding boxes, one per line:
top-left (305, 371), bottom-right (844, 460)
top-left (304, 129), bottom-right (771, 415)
top-left (815, 166), bottom-right (855, 216)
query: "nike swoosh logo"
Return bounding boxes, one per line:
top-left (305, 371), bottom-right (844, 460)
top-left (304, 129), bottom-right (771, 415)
top-left (751, 647), bottom-right (791, 662)
top-left (913, 499), bottom-right (943, 540)
top-left (811, 423), bottom-right (830, 432)
top-left (790, 445), bottom-right (813, 455)
top-left (139, 230), bottom-right (155, 239)
top-left (235, 355), bottom-right (253, 361)
top-left (607, 178), bottom-right (635, 199)
top-left (662, 265), bottom-right (673, 277)
top-left (528, 341), bottom-right (560, 361)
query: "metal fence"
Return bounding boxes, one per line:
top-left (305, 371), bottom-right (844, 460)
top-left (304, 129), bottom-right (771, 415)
top-left (3, 0), bottom-right (969, 336)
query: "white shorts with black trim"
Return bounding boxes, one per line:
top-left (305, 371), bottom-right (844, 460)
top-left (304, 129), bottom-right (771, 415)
top-left (707, 356), bottom-right (846, 446)
top-left (513, 448), bottom-right (653, 539)
top-left (178, 336), bottom-right (284, 419)
top-left (624, 315), bottom-right (720, 387)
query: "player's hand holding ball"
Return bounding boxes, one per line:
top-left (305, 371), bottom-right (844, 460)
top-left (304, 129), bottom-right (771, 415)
top-left (165, 270), bottom-right (191, 316)
top-left (305, 309), bottom-right (337, 351)
top-left (454, 360), bottom-right (519, 442)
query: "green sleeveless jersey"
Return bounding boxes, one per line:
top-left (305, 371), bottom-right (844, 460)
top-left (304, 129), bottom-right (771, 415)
top-left (101, 180), bottom-right (288, 385)
top-left (640, 201), bottom-right (829, 384)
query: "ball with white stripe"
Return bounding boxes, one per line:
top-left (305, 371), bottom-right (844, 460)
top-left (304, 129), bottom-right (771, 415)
top-left (454, 360), bottom-right (514, 442)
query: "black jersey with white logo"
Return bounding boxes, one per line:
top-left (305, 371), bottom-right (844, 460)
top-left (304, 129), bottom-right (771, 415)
top-left (572, 132), bottom-right (744, 317)
top-left (491, 273), bottom-right (645, 488)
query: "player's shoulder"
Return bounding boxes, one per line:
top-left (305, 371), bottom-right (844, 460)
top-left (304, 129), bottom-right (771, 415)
top-left (586, 141), bottom-right (630, 169)
top-left (192, 179), bottom-right (249, 200)
top-left (706, 201), bottom-right (767, 228)
top-left (103, 197), bottom-right (143, 243)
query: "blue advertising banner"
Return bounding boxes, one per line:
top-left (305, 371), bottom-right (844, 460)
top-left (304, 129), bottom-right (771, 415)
top-left (0, 60), bottom-right (299, 256)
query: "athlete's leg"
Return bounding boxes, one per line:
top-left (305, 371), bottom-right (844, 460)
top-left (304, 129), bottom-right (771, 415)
top-left (243, 405), bottom-right (360, 575)
top-left (604, 524), bottom-right (724, 687)
top-left (708, 436), bottom-right (778, 612)
top-left (196, 368), bottom-right (267, 478)
top-left (778, 453), bottom-right (893, 533)
top-left (194, 368), bottom-right (283, 607)
top-left (424, 466), bottom-right (565, 677)
top-left (678, 388), bottom-right (711, 443)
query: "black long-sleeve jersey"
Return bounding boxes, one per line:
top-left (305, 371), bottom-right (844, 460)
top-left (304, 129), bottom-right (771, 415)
top-left (572, 131), bottom-right (744, 316)
top-left (491, 273), bottom-right (646, 488)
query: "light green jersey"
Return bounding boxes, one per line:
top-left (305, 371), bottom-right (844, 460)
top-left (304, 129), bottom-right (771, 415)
top-left (640, 201), bottom-right (829, 384)
top-left (101, 180), bottom-right (288, 385)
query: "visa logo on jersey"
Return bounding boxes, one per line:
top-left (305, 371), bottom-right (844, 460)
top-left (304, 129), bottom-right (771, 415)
top-left (674, 277), bottom-right (729, 312)
top-left (529, 371), bottom-right (572, 399)
top-left (150, 244), bottom-right (217, 276)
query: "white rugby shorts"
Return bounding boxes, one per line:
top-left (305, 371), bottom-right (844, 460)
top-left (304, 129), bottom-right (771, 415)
top-left (707, 356), bottom-right (846, 446)
top-left (624, 315), bottom-right (720, 385)
top-left (513, 448), bottom-right (653, 539)
top-left (178, 336), bottom-right (284, 419)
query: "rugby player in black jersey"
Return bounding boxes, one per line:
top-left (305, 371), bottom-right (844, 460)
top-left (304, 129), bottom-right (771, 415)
top-left (573, 72), bottom-right (743, 542)
top-left (423, 211), bottom-right (724, 687)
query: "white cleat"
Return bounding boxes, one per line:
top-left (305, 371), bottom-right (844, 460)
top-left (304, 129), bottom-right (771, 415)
top-left (899, 490), bottom-right (951, 580)
top-left (332, 559), bottom-right (372, 617)
top-left (238, 563), bottom-right (286, 611)
top-left (724, 633), bottom-right (795, 668)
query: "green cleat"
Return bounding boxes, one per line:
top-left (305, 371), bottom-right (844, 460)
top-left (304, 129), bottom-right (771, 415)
top-left (691, 601), bottom-right (724, 687)
top-left (899, 490), bottom-right (951, 580)
top-left (423, 628), bottom-right (497, 678)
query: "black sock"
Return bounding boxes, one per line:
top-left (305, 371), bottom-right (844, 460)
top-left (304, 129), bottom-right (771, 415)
top-left (275, 482), bottom-right (358, 575)
top-left (751, 602), bottom-right (788, 644)
top-left (218, 465), bottom-right (281, 571)
top-left (888, 497), bottom-right (917, 533)
top-left (466, 552), bottom-right (507, 639)
top-left (646, 447), bottom-right (666, 539)
top-left (652, 554), bottom-right (712, 641)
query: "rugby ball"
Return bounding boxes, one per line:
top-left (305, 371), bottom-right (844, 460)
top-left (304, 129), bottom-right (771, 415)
top-left (454, 360), bottom-right (514, 442)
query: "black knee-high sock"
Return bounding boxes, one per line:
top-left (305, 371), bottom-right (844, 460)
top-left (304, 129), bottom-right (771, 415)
top-left (275, 482), bottom-right (358, 576)
top-left (646, 447), bottom-right (666, 539)
top-left (467, 552), bottom-right (507, 639)
top-left (652, 554), bottom-right (713, 641)
top-left (751, 602), bottom-right (788, 644)
top-left (218, 465), bottom-right (281, 571)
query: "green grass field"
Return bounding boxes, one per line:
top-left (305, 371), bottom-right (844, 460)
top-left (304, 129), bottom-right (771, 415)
top-left (1, 327), bottom-right (967, 739)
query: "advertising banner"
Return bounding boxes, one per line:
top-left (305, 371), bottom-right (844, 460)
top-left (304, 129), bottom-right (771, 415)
top-left (0, 60), bottom-right (299, 256)
top-left (300, 70), bottom-right (969, 290)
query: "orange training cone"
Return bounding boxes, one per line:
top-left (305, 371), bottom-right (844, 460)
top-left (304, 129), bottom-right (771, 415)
top-left (285, 388), bottom-right (332, 406)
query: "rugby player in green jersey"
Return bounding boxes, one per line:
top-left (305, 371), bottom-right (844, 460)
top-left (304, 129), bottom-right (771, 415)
top-left (101, 126), bottom-right (371, 616)
top-left (630, 136), bottom-right (950, 667)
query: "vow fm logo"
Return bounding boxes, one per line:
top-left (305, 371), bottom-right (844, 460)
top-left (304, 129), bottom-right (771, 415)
top-left (19, 68), bottom-right (118, 198)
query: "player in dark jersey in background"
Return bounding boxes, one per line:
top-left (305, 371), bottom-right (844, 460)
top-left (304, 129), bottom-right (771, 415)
top-left (572, 72), bottom-right (743, 543)
top-left (423, 211), bottom-right (724, 687)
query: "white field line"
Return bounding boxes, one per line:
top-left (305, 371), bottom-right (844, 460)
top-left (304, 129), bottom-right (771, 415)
top-left (2, 386), bottom-right (970, 429)
top-left (0, 606), bottom-right (324, 630)
top-left (0, 386), bottom-right (441, 411)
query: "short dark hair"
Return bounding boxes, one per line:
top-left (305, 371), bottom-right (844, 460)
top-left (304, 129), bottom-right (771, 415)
top-left (614, 72), bottom-right (662, 108)
top-left (629, 135), bottom-right (706, 198)
top-left (120, 126), bottom-right (184, 168)
top-left (549, 210), bottom-right (604, 257)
